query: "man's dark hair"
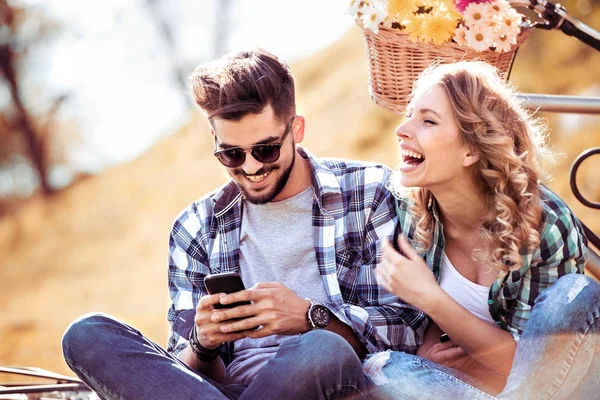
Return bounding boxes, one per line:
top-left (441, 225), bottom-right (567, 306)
top-left (190, 48), bottom-right (296, 123)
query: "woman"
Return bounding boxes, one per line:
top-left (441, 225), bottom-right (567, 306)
top-left (367, 61), bottom-right (599, 399)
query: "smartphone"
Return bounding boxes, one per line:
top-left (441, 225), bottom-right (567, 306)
top-left (204, 272), bottom-right (252, 309)
top-left (392, 225), bottom-right (402, 253)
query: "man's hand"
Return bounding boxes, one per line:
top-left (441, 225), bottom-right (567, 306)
top-left (195, 293), bottom-right (251, 348)
top-left (210, 282), bottom-right (311, 338)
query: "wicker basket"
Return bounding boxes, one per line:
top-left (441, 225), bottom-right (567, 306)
top-left (361, 23), bottom-right (529, 114)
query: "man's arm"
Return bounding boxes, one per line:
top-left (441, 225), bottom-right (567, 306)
top-left (166, 206), bottom-right (226, 381)
top-left (202, 282), bottom-right (368, 358)
top-left (322, 312), bottom-right (368, 359)
top-left (178, 345), bottom-right (226, 382)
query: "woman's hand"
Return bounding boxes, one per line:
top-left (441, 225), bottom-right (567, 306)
top-left (420, 341), bottom-right (470, 369)
top-left (376, 234), bottom-right (442, 311)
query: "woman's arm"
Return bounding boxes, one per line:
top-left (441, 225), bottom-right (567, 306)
top-left (377, 235), bottom-right (516, 377)
top-left (420, 289), bottom-right (516, 376)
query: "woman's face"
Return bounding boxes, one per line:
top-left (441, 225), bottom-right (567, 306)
top-left (395, 85), bottom-right (475, 190)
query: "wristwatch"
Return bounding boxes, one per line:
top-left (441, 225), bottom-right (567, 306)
top-left (306, 299), bottom-right (330, 329)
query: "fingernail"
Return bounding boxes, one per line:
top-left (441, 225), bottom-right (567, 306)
top-left (220, 295), bottom-right (228, 304)
top-left (211, 313), bottom-right (219, 322)
top-left (221, 325), bottom-right (229, 333)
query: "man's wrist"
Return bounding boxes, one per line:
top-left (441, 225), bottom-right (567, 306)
top-left (306, 298), bottom-right (331, 330)
top-left (188, 325), bottom-right (221, 362)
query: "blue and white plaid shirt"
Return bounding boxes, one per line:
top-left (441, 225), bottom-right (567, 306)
top-left (166, 147), bottom-right (427, 360)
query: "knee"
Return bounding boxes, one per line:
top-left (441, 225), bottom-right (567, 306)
top-left (536, 274), bottom-right (600, 307)
top-left (364, 351), bottom-right (418, 386)
top-left (533, 274), bottom-right (600, 328)
top-left (295, 330), bottom-right (362, 371)
top-left (62, 312), bottom-right (120, 365)
top-left (305, 330), bottom-right (356, 359)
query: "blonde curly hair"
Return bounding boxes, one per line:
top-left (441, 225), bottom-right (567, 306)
top-left (393, 61), bottom-right (555, 272)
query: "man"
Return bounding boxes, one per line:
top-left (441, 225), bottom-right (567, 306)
top-left (62, 48), bottom-right (426, 399)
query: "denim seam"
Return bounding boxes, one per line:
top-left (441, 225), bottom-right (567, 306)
top-left (321, 381), bottom-right (367, 400)
top-left (541, 308), bottom-right (600, 400)
top-left (71, 364), bottom-right (120, 400)
top-left (416, 358), bottom-right (497, 399)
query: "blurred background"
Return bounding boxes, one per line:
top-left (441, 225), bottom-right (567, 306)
top-left (0, 0), bottom-right (599, 377)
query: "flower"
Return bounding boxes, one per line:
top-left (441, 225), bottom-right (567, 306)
top-left (494, 32), bottom-right (515, 52)
top-left (453, 24), bottom-right (469, 46)
top-left (360, 2), bottom-right (388, 34)
top-left (454, 0), bottom-right (489, 12)
top-left (348, 0), bottom-right (526, 53)
top-left (465, 23), bottom-right (495, 51)
top-left (462, 3), bottom-right (491, 28)
top-left (345, 0), bottom-right (363, 16)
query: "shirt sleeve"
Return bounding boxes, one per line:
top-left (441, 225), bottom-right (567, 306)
top-left (166, 205), bottom-right (212, 356)
top-left (327, 178), bottom-right (427, 354)
top-left (505, 209), bottom-right (587, 340)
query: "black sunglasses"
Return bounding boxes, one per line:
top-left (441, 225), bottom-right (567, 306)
top-left (213, 117), bottom-right (295, 168)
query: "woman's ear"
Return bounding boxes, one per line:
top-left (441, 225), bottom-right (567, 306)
top-left (463, 149), bottom-right (480, 167)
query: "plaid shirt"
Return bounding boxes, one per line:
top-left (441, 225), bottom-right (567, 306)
top-left (396, 185), bottom-right (588, 341)
top-left (167, 147), bottom-right (427, 360)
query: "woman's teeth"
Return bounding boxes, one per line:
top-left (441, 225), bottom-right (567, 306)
top-left (401, 149), bottom-right (424, 159)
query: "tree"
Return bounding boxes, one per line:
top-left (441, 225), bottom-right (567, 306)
top-left (0, 0), bottom-right (71, 197)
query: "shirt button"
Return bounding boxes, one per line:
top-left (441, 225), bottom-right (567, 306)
top-left (487, 300), bottom-right (493, 305)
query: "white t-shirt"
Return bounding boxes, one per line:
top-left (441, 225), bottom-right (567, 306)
top-left (438, 253), bottom-right (495, 324)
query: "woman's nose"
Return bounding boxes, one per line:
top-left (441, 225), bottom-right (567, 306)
top-left (395, 121), bottom-right (411, 139)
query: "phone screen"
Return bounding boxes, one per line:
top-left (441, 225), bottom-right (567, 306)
top-left (204, 272), bottom-right (252, 309)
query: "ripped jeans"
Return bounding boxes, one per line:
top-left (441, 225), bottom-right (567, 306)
top-left (365, 274), bottom-right (600, 400)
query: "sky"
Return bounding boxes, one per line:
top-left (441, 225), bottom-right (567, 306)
top-left (12, 0), bottom-right (354, 190)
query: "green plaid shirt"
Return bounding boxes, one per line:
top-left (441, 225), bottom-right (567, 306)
top-left (395, 185), bottom-right (588, 340)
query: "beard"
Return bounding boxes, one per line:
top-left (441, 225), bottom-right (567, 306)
top-left (233, 148), bottom-right (296, 205)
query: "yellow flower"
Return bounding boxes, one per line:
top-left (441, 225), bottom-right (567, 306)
top-left (420, 11), bottom-right (458, 44)
top-left (404, 14), bottom-right (428, 42)
top-left (433, 0), bottom-right (461, 21)
top-left (388, 0), bottom-right (418, 23)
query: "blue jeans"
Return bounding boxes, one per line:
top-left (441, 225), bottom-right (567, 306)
top-left (366, 274), bottom-right (600, 400)
top-left (62, 313), bottom-right (367, 400)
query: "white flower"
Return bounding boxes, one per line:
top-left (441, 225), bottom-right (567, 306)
top-left (453, 24), bottom-right (468, 46)
top-left (501, 7), bottom-right (523, 36)
top-left (489, 0), bottom-right (511, 15)
top-left (465, 23), bottom-right (494, 51)
top-left (463, 3), bottom-right (491, 29)
top-left (345, 0), bottom-right (363, 17)
top-left (493, 32), bottom-right (514, 52)
top-left (361, 2), bottom-right (388, 33)
top-left (496, 23), bottom-right (518, 44)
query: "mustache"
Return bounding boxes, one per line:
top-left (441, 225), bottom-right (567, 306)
top-left (239, 167), bottom-right (273, 177)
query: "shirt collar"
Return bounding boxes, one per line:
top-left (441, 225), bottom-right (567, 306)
top-left (211, 146), bottom-right (342, 215)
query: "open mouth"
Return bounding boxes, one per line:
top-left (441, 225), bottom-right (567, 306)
top-left (245, 171), bottom-right (270, 183)
top-left (401, 148), bottom-right (425, 167)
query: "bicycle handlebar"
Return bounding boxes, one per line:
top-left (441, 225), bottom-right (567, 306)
top-left (509, 0), bottom-right (600, 51)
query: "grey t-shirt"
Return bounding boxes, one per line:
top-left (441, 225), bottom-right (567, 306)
top-left (224, 186), bottom-right (329, 385)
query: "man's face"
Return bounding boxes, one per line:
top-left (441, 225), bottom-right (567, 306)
top-left (212, 105), bottom-right (297, 205)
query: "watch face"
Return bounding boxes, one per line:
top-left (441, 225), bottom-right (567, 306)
top-left (311, 304), bottom-right (330, 328)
